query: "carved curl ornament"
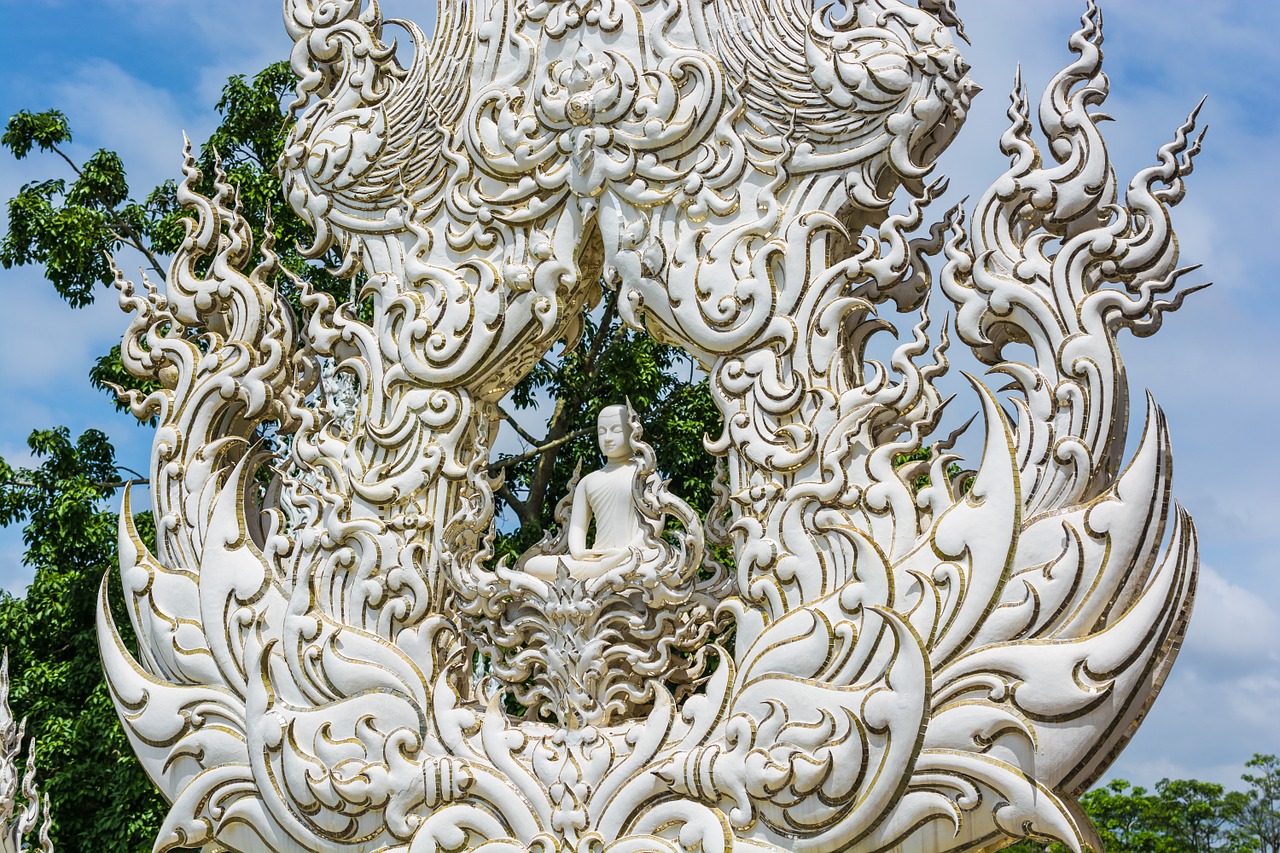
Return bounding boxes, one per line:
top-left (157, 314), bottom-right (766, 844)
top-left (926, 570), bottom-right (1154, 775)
top-left (97, 0), bottom-right (1205, 850)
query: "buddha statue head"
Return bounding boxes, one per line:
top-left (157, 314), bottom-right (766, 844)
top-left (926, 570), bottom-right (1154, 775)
top-left (596, 404), bottom-right (633, 463)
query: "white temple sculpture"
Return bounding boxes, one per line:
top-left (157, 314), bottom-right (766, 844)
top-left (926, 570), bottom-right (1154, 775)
top-left (97, 0), bottom-right (1205, 850)
top-left (0, 655), bottom-right (52, 853)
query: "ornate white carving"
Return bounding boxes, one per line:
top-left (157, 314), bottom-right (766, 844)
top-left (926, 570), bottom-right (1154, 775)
top-left (456, 403), bottom-right (729, 726)
top-left (0, 655), bottom-right (52, 853)
top-left (98, 1), bottom-right (1204, 851)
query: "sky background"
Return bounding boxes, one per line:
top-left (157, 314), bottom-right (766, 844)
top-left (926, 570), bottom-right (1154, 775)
top-left (0, 0), bottom-right (1277, 795)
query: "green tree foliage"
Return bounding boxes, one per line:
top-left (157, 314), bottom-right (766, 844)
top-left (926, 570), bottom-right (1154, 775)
top-left (1, 109), bottom-right (163, 308)
top-left (1157, 778), bottom-right (1242, 853)
top-left (1003, 760), bottom-right (1280, 853)
top-left (1236, 755), bottom-right (1280, 853)
top-left (0, 429), bottom-right (169, 849)
top-left (1079, 779), bottom-right (1167, 853)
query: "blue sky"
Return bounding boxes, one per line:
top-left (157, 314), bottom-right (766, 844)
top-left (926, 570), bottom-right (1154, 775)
top-left (1, 0), bottom-right (1277, 793)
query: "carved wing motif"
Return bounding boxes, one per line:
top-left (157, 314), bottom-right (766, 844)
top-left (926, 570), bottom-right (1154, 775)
top-left (283, 0), bottom-right (476, 253)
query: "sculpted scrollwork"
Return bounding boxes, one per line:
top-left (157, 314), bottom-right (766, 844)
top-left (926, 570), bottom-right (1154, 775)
top-left (0, 654), bottom-right (52, 853)
top-left (454, 404), bottom-right (730, 727)
top-left (97, 0), bottom-right (1205, 851)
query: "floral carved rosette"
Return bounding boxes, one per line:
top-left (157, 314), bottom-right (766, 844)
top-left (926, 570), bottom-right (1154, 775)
top-left (97, 1), bottom-right (1204, 852)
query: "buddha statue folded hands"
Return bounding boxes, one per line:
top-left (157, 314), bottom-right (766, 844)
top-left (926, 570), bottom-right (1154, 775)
top-left (454, 402), bottom-right (731, 725)
top-left (520, 404), bottom-right (688, 586)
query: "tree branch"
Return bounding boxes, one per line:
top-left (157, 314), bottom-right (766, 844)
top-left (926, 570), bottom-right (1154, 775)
top-left (524, 396), bottom-right (570, 517)
top-left (519, 296), bottom-right (628, 516)
top-left (53, 143), bottom-right (169, 283)
top-left (582, 286), bottom-right (620, 375)
top-left (584, 308), bottom-right (629, 388)
top-left (101, 478), bottom-right (150, 490)
top-left (496, 405), bottom-right (541, 448)
top-left (495, 481), bottom-right (531, 526)
top-left (489, 425), bottom-right (594, 476)
top-left (2, 477), bottom-right (148, 492)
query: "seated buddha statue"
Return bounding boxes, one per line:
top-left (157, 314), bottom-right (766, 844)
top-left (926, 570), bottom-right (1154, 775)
top-left (461, 403), bottom-right (719, 725)
top-left (522, 404), bottom-right (664, 582)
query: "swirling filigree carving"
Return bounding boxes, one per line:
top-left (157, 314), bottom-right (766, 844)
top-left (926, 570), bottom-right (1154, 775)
top-left (454, 406), bottom-right (731, 727)
top-left (97, 1), bottom-right (1203, 851)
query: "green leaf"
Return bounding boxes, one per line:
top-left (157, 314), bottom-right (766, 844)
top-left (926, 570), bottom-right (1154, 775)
top-left (1, 109), bottom-right (72, 160)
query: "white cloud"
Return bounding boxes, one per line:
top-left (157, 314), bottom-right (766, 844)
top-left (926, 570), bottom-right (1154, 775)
top-left (0, 269), bottom-right (127, 391)
top-left (1096, 568), bottom-right (1280, 789)
top-left (1184, 566), bottom-right (1280, 674)
top-left (183, 4), bottom-right (298, 107)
